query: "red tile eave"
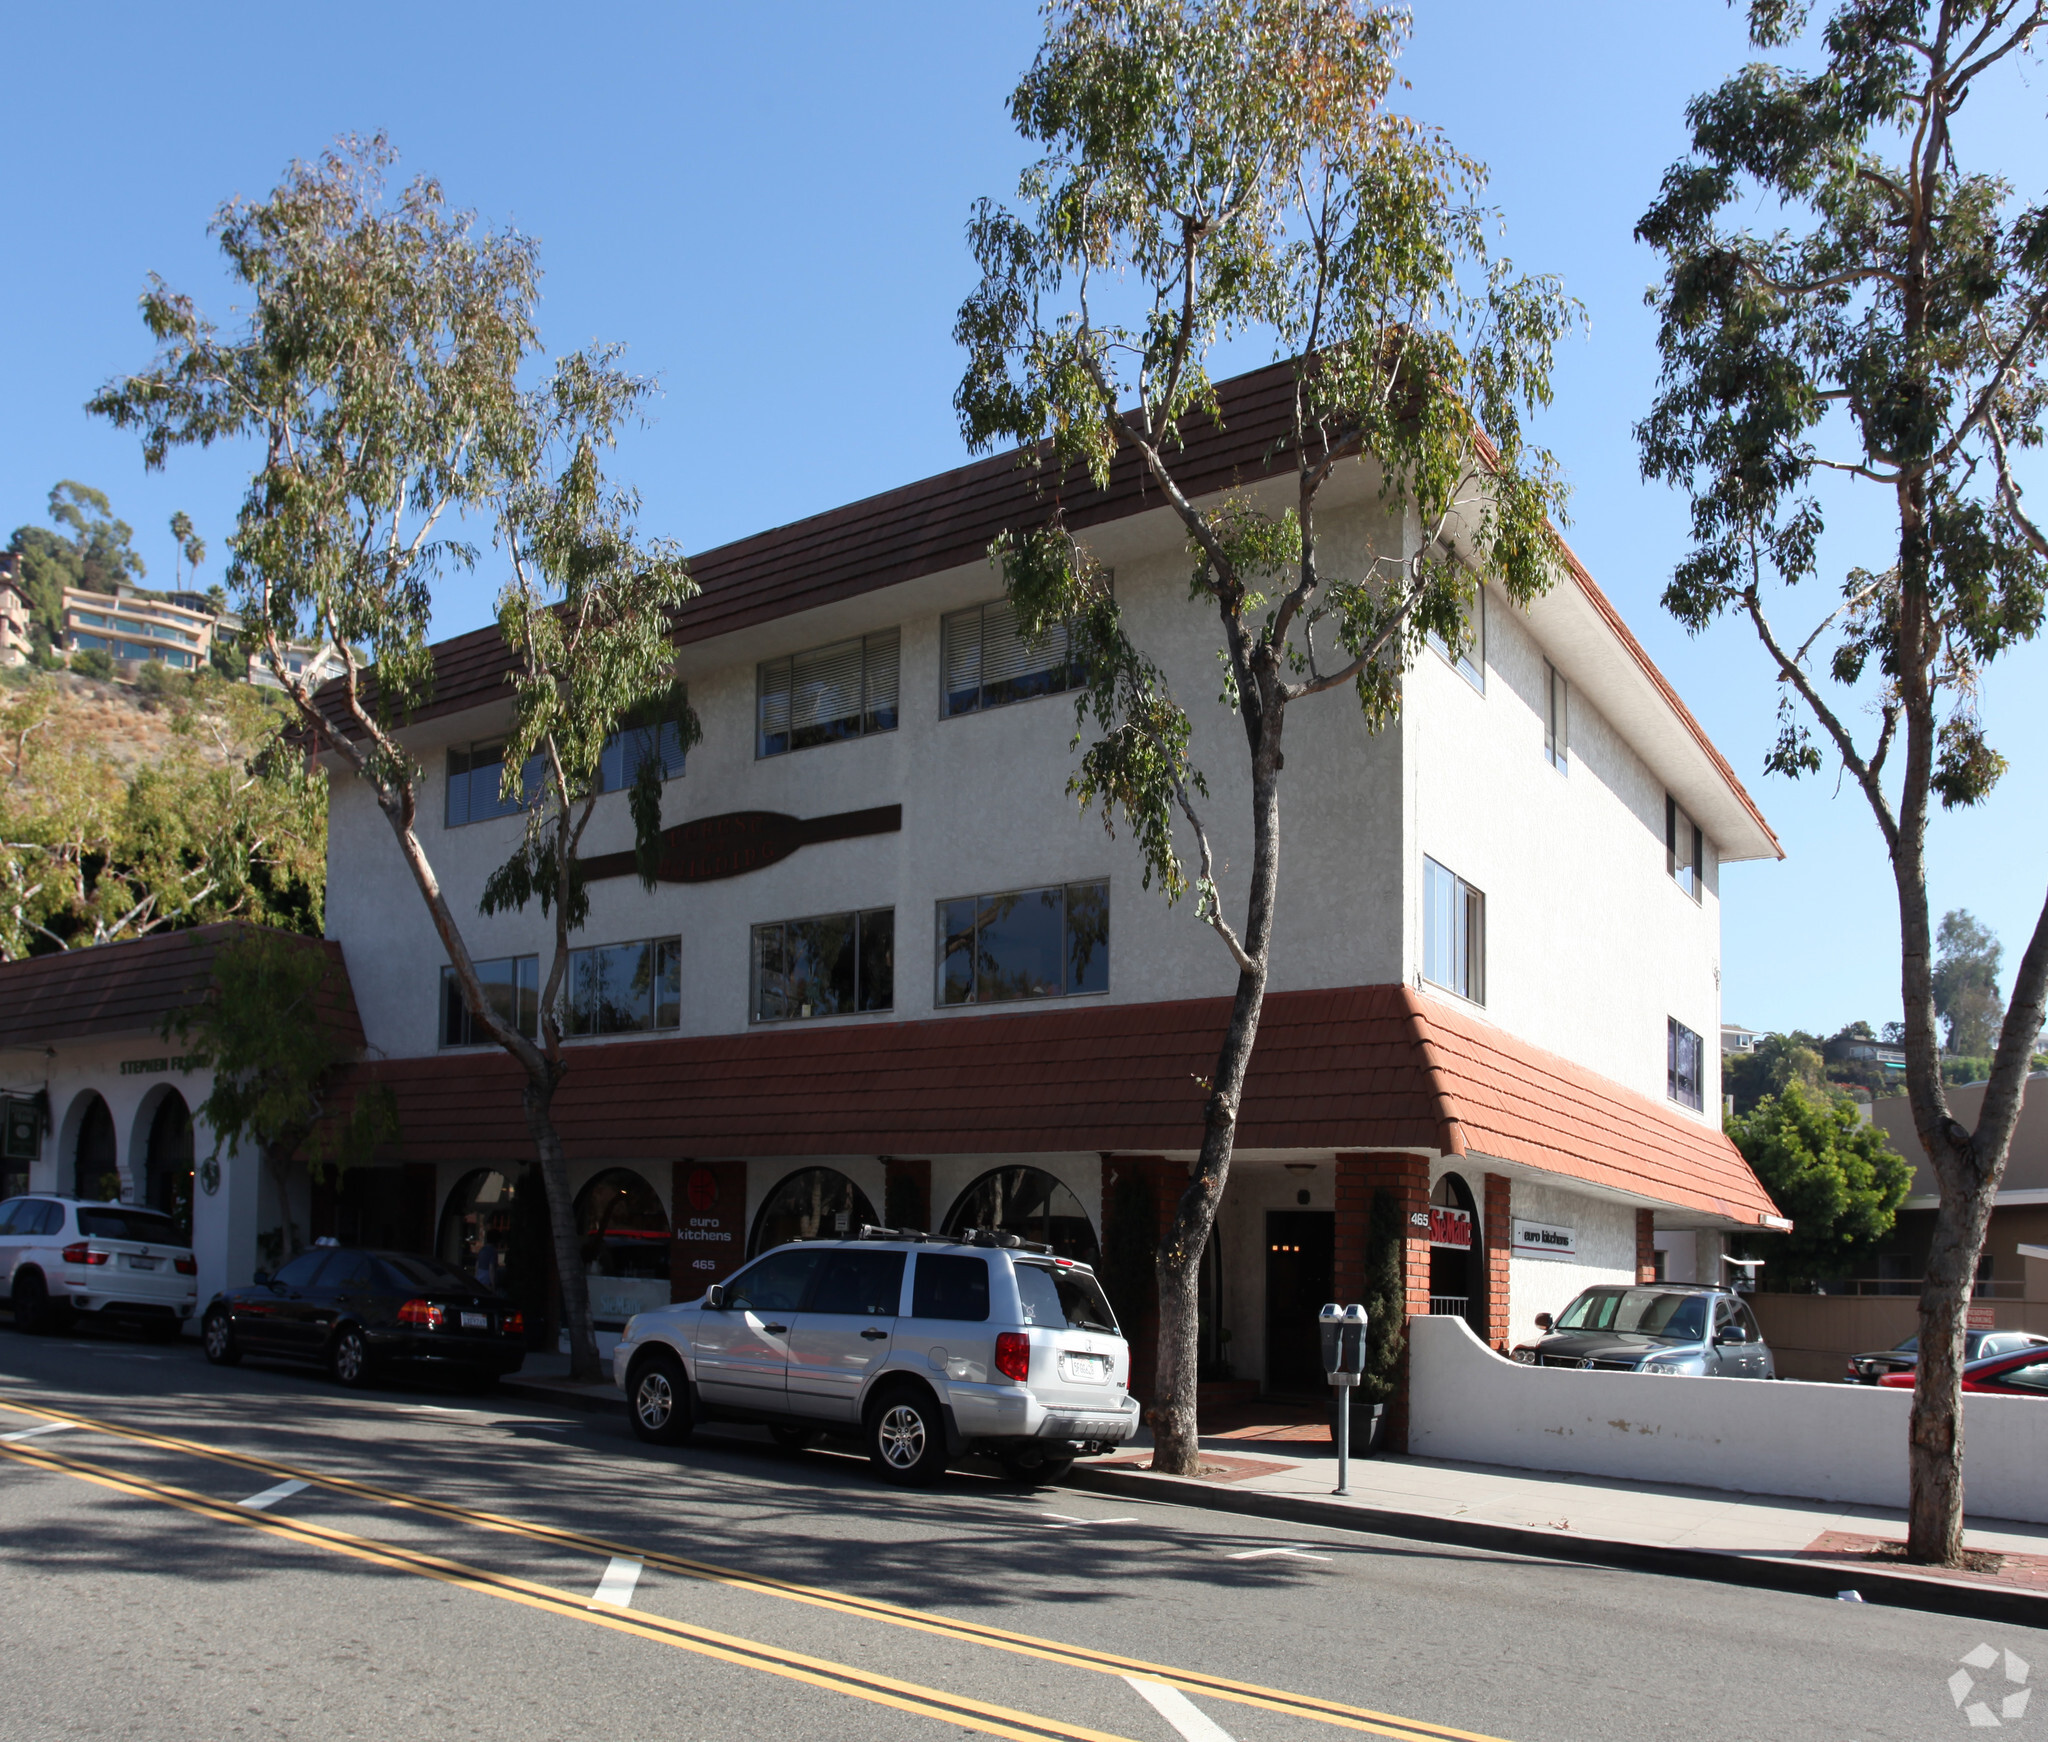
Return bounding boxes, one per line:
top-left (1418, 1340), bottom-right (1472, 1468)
top-left (335, 983), bottom-right (1779, 1225)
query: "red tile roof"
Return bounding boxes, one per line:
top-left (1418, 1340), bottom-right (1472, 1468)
top-left (0, 923), bottom-right (364, 1053)
top-left (340, 983), bottom-right (1778, 1225)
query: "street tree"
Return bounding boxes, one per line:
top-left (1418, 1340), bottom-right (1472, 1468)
top-left (7, 481), bottom-right (149, 643)
top-left (1932, 908), bottom-right (2003, 1055)
top-left (90, 135), bottom-right (696, 1381)
top-left (1727, 1080), bottom-right (1913, 1285)
top-left (1723, 1029), bottom-right (1828, 1114)
top-left (955, 0), bottom-right (1576, 1471)
top-left (1635, 0), bottom-right (2048, 1563)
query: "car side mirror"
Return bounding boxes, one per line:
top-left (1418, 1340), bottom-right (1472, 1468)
top-left (704, 1284), bottom-right (726, 1310)
top-left (252, 1270), bottom-right (270, 1287)
top-left (1717, 1323), bottom-right (1748, 1344)
top-left (1534, 1312), bottom-right (1553, 1332)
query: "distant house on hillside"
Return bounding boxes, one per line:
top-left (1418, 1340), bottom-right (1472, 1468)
top-left (246, 639), bottom-right (347, 692)
top-left (62, 586), bottom-right (213, 673)
top-left (0, 553), bottom-right (30, 667)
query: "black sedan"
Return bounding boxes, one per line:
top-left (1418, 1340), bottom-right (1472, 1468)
top-left (1844, 1328), bottom-right (2047, 1384)
top-left (201, 1243), bottom-right (527, 1387)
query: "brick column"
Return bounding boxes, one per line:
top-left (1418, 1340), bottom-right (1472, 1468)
top-left (882, 1156), bottom-right (931, 1231)
top-left (1636, 1208), bottom-right (1658, 1283)
top-left (1482, 1172), bottom-right (1513, 1350)
top-left (1334, 1152), bottom-right (1430, 1450)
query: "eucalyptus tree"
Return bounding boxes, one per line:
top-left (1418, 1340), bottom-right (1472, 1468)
top-left (955, 0), bottom-right (1576, 1472)
top-left (1635, 0), bottom-right (2048, 1563)
top-left (91, 136), bottom-right (696, 1380)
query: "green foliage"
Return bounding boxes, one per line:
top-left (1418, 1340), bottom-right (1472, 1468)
top-left (167, 927), bottom-right (397, 1183)
top-left (1359, 1187), bottom-right (1406, 1406)
top-left (1724, 1029), bottom-right (1828, 1115)
top-left (1932, 907), bottom-right (2004, 1056)
top-left (956, 0), bottom-right (1578, 917)
top-left (1636, 1), bottom-right (2048, 815)
top-left (68, 648), bottom-right (113, 680)
top-left (1728, 1080), bottom-right (1913, 1283)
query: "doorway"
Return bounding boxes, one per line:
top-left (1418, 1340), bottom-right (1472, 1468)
top-left (1264, 1209), bottom-right (1334, 1396)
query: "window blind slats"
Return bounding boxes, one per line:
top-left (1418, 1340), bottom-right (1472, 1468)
top-left (790, 637), bottom-right (865, 734)
top-left (863, 630), bottom-right (900, 728)
top-left (942, 608), bottom-right (983, 712)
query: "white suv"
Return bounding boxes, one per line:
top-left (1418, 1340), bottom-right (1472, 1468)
top-left (613, 1227), bottom-right (1139, 1485)
top-left (0, 1196), bottom-right (198, 1336)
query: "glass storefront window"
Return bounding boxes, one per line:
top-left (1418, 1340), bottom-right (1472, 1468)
top-left (574, 1168), bottom-right (672, 1325)
top-left (942, 1166), bottom-right (1101, 1265)
top-left (750, 1167), bottom-right (879, 1256)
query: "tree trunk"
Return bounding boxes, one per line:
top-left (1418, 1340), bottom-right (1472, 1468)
top-left (520, 1071), bottom-right (602, 1383)
top-left (1149, 732), bottom-right (1281, 1476)
top-left (1907, 1184), bottom-right (1985, 1562)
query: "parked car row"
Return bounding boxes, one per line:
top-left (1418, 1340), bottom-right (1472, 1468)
top-left (1845, 1329), bottom-right (2048, 1383)
top-left (0, 1194), bottom-right (197, 1335)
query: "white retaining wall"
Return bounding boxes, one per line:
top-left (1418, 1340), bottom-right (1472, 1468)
top-left (1407, 1314), bottom-right (2048, 1525)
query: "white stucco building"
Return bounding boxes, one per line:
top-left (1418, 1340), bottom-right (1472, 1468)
top-left (0, 364), bottom-right (1786, 1431)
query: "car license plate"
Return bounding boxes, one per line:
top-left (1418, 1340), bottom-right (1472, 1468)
top-left (460, 1311), bottom-right (487, 1329)
top-left (1062, 1353), bottom-right (1108, 1381)
top-left (121, 1255), bottom-right (159, 1271)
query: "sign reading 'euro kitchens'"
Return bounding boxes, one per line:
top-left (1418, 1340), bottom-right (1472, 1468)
top-left (1511, 1218), bottom-right (1577, 1259)
top-left (576, 805), bottom-right (902, 885)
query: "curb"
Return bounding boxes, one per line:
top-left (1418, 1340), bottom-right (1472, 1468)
top-left (500, 1376), bottom-right (627, 1417)
top-left (1066, 1463), bottom-right (2048, 1629)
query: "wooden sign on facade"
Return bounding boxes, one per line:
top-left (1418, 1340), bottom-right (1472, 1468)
top-left (580, 805), bottom-right (901, 886)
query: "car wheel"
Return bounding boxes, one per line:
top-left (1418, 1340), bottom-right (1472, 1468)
top-left (201, 1308), bottom-right (241, 1366)
top-left (998, 1446), bottom-right (1076, 1487)
top-left (328, 1324), bottom-right (373, 1388)
top-left (769, 1424), bottom-right (816, 1451)
top-left (12, 1270), bottom-right (54, 1336)
top-left (866, 1383), bottom-right (947, 1486)
top-left (628, 1349), bottom-right (693, 1446)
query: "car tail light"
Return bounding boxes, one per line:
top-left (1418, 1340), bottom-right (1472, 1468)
top-left (502, 1309), bottom-right (525, 1337)
top-left (61, 1242), bottom-right (108, 1266)
top-left (397, 1298), bottom-right (446, 1330)
top-left (174, 1255), bottom-right (197, 1275)
top-left (994, 1332), bottom-right (1031, 1384)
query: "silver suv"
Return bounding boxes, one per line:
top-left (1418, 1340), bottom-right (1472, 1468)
top-left (613, 1226), bottom-right (1139, 1485)
top-left (0, 1196), bottom-right (198, 1336)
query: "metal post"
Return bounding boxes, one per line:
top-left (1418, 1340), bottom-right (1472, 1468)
top-left (1334, 1385), bottom-right (1351, 1496)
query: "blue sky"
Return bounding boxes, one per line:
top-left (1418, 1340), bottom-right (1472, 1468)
top-left (3, 2), bottom-right (2043, 1040)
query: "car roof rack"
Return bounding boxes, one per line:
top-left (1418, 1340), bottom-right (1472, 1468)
top-left (855, 1224), bottom-right (931, 1243)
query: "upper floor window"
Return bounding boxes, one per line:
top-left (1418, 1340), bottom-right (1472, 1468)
top-left (1544, 660), bottom-right (1568, 772)
top-left (566, 936), bottom-right (682, 1037)
top-left (1428, 581), bottom-right (1486, 692)
top-left (440, 954), bottom-right (539, 1046)
top-left (1422, 856), bottom-right (1485, 1003)
top-left (447, 721), bottom-right (686, 829)
top-left (757, 630), bottom-right (899, 758)
top-left (751, 908), bottom-right (894, 1022)
top-left (1667, 796), bottom-right (1705, 900)
top-left (942, 600), bottom-right (1085, 716)
top-left (938, 881), bottom-right (1108, 1005)
top-left (1668, 1017), bottom-right (1704, 1111)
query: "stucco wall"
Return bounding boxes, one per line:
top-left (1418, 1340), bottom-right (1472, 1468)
top-left (1493, 1175), bottom-right (1637, 1348)
top-left (1408, 1313), bottom-right (2048, 1524)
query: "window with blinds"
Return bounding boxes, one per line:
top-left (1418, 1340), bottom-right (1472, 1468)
top-left (445, 717), bottom-right (686, 827)
top-left (941, 600), bottom-right (1084, 717)
top-left (756, 629), bottom-right (900, 758)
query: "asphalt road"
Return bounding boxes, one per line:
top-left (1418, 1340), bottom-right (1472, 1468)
top-left (0, 1322), bottom-right (2033, 1742)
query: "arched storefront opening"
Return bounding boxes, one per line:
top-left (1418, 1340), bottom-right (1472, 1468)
top-left (438, 1169), bottom-right (523, 1291)
top-left (573, 1168), bottom-right (672, 1327)
top-left (749, 1167), bottom-right (878, 1257)
top-left (143, 1092), bottom-right (195, 1239)
top-left (73, 1095), bottom-right (117, 1202)
top-left (943, 1166), bottom-right (1101, 1265)
top-left (1428, 1172), bottom-right (1484, 1335)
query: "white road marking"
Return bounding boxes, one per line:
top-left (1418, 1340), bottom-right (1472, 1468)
top-left (590, 1555), bottom-right (644, 1609)
top-left (237, 1478), bottom-right (311, 1511)
top-left (1043, 1512), bottom-right (1138, 1526)
top-left (1125, 1675), bottom-right (1236, 1742)
top-left (1225, 1546), bottom-right (1331, 1562)
top-left (0, 1421), bottom-right (78, 1443)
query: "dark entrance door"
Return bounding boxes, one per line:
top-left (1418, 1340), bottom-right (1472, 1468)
top-left (1264, 1210), bottom-right (1334, 1396)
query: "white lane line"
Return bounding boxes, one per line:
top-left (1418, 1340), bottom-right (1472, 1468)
top-left (1043, 1513), bottom-right (1139, 1526)
top-left (1225, 1545), bottom-right (1331, 1562)
top-left (590, 1555), bottom-right (644, 1610)
top-left (1125, 1675), bottom-right (1236, 1742)
top-left (237, 1478), bottom-right (311, 1511)
top-left (0, 1421), bottom-right (79, 1443)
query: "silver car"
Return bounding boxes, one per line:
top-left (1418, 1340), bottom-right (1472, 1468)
top-left (613, 1226), bottom-right (1140, 1485)
top-left (1509, 1283), bottom-right (1777, 1378)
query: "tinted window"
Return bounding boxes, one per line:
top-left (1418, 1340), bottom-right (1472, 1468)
top-left (76, 1207), bottom-right (184, 1245)
top-left (322, 1253), bottom-right (380, 1290)
top-left (726, 1249), bottom-right (821, 1314)
top-left (807, 1250), bottom-right (905, 1317)
top-left (1999, 1359), bottom-right (2048, 1394)
top-left (1735, 1302), bottom-right (1763, 1344)
top-left (380, 1254), bottom-right (487, 1292)
top-left (272, 1251), bottom-right (330, 1289)
top-left (1556, 1289), bottom-right (1705, 1339)
top-left (1015, 1263), bottom-right (1118, 1333)
top-left (911, 1253), bottom-right (990, 1322)
top-left (0, 1200), bottom-right (24, 1236)
top-left (27, 1201), bottom-right (63, 1237)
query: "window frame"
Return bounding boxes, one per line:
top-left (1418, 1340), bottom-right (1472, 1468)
top-left (934, 879), bottom-right (1111, 1008)
top-left (1428, 579), bottom-right (1486, 693)
top-left (755, 628), bottom-right (900, 760)
top-left (1668, 1016), bottom-right (1705, 1111)
top-left (438, 955), bottom-right (540, 1047)
top-left (562, 935), bottom-right (684, 1040)
top-left (1666, 796), bottom-right (1706, 901)
top-left (940, 598), bottom-right (1088, 718)
top-left (749, 906), bottom-right (896, 1024)
top-left (1421, 856), bottom-right (1486, 1005)
top-left (446, 720), bottom-right (687, 831)
top-left (1543, 659), bottom-right (1568, 772)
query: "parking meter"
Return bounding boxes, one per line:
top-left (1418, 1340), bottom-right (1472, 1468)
top-left (1319, 1303), bottom-right (1369, 1495)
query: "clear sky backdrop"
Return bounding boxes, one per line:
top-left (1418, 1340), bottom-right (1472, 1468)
top-left (2, 2), bottom-right (2042, 1040)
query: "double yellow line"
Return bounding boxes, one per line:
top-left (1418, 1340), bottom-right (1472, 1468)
top-left (0, 1393), bottom-right (1512, 1742)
